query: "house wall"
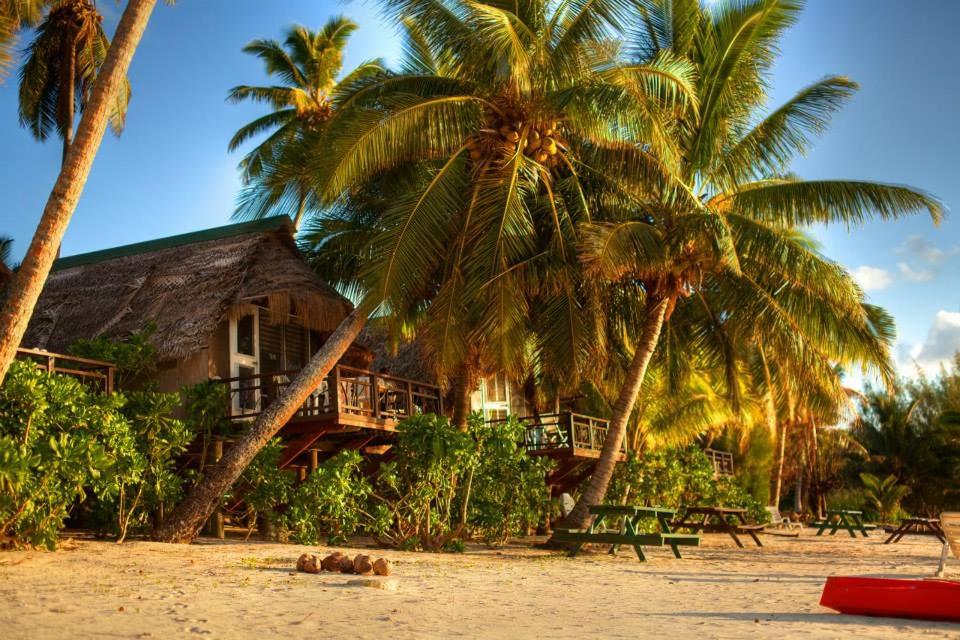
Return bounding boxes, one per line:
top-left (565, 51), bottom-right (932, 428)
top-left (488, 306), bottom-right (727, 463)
top-left (210, 320), bottom-right (230, 379)
top-left (155, 349), bottom-right (210, 394)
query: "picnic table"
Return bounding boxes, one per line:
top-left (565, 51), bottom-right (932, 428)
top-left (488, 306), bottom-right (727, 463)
top-left (813, 509), bottom-right (877, 538)
top-left (884, 517), bottom-right (946, 544)
top-left (671, 506), bottom-right (764, 548)
top-left (553, 505), bottom-right (701, 562)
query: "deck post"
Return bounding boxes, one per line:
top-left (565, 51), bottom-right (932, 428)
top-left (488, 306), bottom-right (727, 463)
top-left (331, 365), bottom-right (341, 413)
top-left (309, 449), bottom-right (318, 474)
top-left (106, 366), bottom-right (115, 393)
top-left (371, 372), bottom-right (379, 419)
top-left (406, 381), bottom-right (413, 415)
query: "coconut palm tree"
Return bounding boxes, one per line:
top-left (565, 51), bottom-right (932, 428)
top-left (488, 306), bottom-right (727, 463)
top-left (18, 0), bottom-right (130, 163)
top-left (228, 17), bottom-right (384, 229)
top-left (557, 0), bottom-right (941, 531)
top-left (0, 0), bottom-right (51, 78)
top-left (0, 0), bottom-right (160, 387)
top-left (155, 0), bottom-right (696, 541)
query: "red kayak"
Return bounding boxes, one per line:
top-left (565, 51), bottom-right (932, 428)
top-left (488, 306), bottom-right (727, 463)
top-left (820, 576), bottom-right (960, 623)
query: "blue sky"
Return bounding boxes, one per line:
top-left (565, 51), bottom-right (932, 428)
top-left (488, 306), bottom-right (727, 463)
top-left (1, 0), bottom-right (958, 381)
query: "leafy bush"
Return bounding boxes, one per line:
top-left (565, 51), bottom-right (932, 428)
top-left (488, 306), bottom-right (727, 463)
top-left (610, 444), bottom-right (768, 525)
top-left (234, 439), bottom-right (294, 539)
top-left (68, 324), bottom-right (157, 388)
top-left (284, 450), bottom-right (371, 545)
top-left (369, 413), bottom-right (478, 550)
top-left (95, 390), bottom-right (193, 541)
top-left (0, 361), bottom-right (122, 549)
top-left (860, 473), bottom-right (910, 524)
top-left (467, 416), bottom-right (552, 544)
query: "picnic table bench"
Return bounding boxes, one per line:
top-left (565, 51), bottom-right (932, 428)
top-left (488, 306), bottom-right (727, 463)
top-left (671, 506), bottom-right (765, 548)
top-left (553, 505), bottom-right (701, 562)
top-left (884, 517), bottom-right (946, 544)
top-left (812, 509), bottom-right (877, 538)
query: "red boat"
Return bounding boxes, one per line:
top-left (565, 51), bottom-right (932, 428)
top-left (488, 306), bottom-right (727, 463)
top-left (820, 576), bottom-right (960, 623)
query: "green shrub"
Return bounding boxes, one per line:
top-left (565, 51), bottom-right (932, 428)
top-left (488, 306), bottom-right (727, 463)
top-left (0, 361), bottom-right (122, 549)
top-left (95, 390), bottom-right (193, 541)
top-left (235, 439), bottom-right (294, 538)
top-left (467, 415), bottom-right (552, 544)
top-left (284, 450), bottom-right (372, 545)
top-left (610, 444), bottom-right (768, 526)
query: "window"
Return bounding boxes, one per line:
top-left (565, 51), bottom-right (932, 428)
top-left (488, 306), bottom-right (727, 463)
top-left (237, 314), bottom-right (255, 356)
top-left (237, 365), bottom-right (258, 410)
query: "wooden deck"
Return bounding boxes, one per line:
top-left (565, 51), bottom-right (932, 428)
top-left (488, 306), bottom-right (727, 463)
top-left (518, 412), bottom-right (627, 461)
top-left (486, 412), bottom-right (626, 495)
top-left (15, 347), bottom-right (116, 393)
top-left (218, 364), bottom-right (442, 471)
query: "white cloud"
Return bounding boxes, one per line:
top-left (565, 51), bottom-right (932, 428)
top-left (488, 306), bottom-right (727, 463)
top-left (850, 265), bottom-right (893, 291)
top-left (903, 310), bottom-right (960, 376)
top-left (897, 262), bottom-right (934, 282)
top-left (895, 235), bottom-right (960, 264)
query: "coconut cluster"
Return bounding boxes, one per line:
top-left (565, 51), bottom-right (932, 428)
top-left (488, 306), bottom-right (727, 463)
top-left (467, 106), bottom-right (564, 169)
top-left (49, 0), bottom-right (101, 31)
top-left (298, 100), bottom-right (333, 131)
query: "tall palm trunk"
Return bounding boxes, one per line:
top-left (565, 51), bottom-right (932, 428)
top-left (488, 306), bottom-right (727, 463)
top-left (552, 295), bottom-right (669, 533)
top-left (154, 307), bottom-right (369, 543)
top-left (451, 362), bottom-right (474, 431)
top-left (808, 417), bottom-right (822, 519)
top-left (59, 33), bottom-right (77, 165)
top-left (0, 0), bottom-right (158, 386)
top-left (772, 420), bottom-right (787, 507)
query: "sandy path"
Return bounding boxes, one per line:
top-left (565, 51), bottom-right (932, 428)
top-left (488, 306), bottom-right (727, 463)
top-left (0, 531), bottom-right (956, 639)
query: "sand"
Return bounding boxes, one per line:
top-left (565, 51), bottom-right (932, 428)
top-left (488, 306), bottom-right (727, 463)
top-left (0, 530), bottom-right (956, 639)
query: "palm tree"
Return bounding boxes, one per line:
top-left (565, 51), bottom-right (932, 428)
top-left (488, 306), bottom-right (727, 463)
top-left (0, 0), bottom-right (160, 386)
top-left (557, 0), bottom-right (941, 532)
top-left (155, 0), bottom-right (696, 541)
top-left (0, 0), bottom-right (50, 78)
top-left (18, 0), bottom-right (130, 163)
top-left (228, 17), bottom-right (384, 229)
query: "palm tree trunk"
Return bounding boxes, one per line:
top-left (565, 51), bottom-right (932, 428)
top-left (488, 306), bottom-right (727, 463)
top-left (808, 417), bottom-right (822, 519)
top-left (451, 362), bottom-right (474, 431)
top-left (773, 420), bottom-right (787, 508)
top-left (154, 307), bottom-right (369, 543)
top-left (59, 35), bottom-right (77, 166)
top-left (551, 295), bottom-right (669, 534)
top-left (0, 0), bottom-right (158, 386)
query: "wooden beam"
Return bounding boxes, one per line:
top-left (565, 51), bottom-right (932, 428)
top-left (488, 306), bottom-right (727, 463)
top-left (278, 428), bottom-right (331, 469)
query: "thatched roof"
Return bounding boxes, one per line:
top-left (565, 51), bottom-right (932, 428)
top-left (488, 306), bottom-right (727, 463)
top-left (23, 216), bottom-right (352, 360)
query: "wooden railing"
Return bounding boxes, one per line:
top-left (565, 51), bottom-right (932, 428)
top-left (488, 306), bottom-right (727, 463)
top-left (497, 412), bottom-right (626, 456)
top-left (704, 448), bottom-right (735, 476)
top-left (219, 364), bottom-right (442, 424)
top-left (15, 348), bottom-right (115, 394)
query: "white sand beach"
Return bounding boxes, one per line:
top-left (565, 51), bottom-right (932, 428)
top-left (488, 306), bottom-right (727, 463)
top-left (0, 531), bottom-right (956, 639)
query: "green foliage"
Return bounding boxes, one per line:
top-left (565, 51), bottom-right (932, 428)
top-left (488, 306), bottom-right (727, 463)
top-left (467, 416), bottom-right (552, 545)
top-left (235, 438), bottom-right (293, 537)
top-left (369, 413), bottom-right (478, 550)
top-left (69, 324), bottom-right (158, 388)
top-left (859, 473), bottom-right (910, 524)
top-left (0, 360), bottom-right (120, 549)
top-left (284, 450), bottom-right (371, 545)
top-left (610, 444), bottom-right (768, 526)
top-left (855, 360), bottom-right (960, 515)
top-left (95, 390), bottom-right (192, 542)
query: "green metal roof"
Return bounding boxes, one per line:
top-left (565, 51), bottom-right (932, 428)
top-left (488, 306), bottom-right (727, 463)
top-left (52, 216), bottom-right (294, 271)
